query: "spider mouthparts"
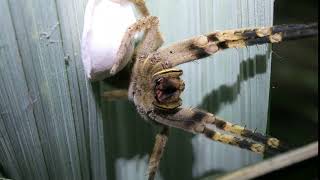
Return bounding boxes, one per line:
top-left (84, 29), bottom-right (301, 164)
top-left (153, 72), bottom-right (184, 110)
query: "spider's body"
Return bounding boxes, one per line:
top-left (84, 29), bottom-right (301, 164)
top-left (82, 0), bottom-right (318, 179)
top-left (129, 56), bottom-right (184, 119)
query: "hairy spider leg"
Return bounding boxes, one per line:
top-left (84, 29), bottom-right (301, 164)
top-left (209, 116), bottom-right (288, 151)
top-left (150, 108), bottom-right (284, 155)
top-left (152, 23), bottom-right (318, 68)
top-left (147, 126), bottom-right (169, 180)
top-left (202, 127), bottom-right (279, 154)
top-left (110, 16), bottom-right (163, 75)
top-left (135, 19), bottom-right (164, 59)
top-left (129, 0), bottom-right (150, 16)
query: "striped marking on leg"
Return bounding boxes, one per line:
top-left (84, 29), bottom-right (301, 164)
top-left (202, 128), bottom-right (266, 154)
top-left (212, 117), bottom-right (286, 151)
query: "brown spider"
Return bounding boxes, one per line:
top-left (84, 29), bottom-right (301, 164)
top-left (84, 0), bottom-right (318, 179)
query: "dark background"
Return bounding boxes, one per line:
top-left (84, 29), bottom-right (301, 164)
top-left (270, 0), bottom-right (318, 147)
top-left (264, 0), bottom-right (318, 179)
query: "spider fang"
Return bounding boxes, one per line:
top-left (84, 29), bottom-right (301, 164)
top-left (152, 69), bottom-right (184, 110)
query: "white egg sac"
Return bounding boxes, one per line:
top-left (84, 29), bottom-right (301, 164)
top-left (81, 0), bottom-right (136, 80)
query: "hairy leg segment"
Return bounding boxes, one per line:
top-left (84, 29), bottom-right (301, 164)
top-left (150, 108), bottom-right (285, 155)
top-left (152, 23), bottom-right (318, 68)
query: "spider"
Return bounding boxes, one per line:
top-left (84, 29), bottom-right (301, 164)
top-left (82, 0), bottom-right (318, 179)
